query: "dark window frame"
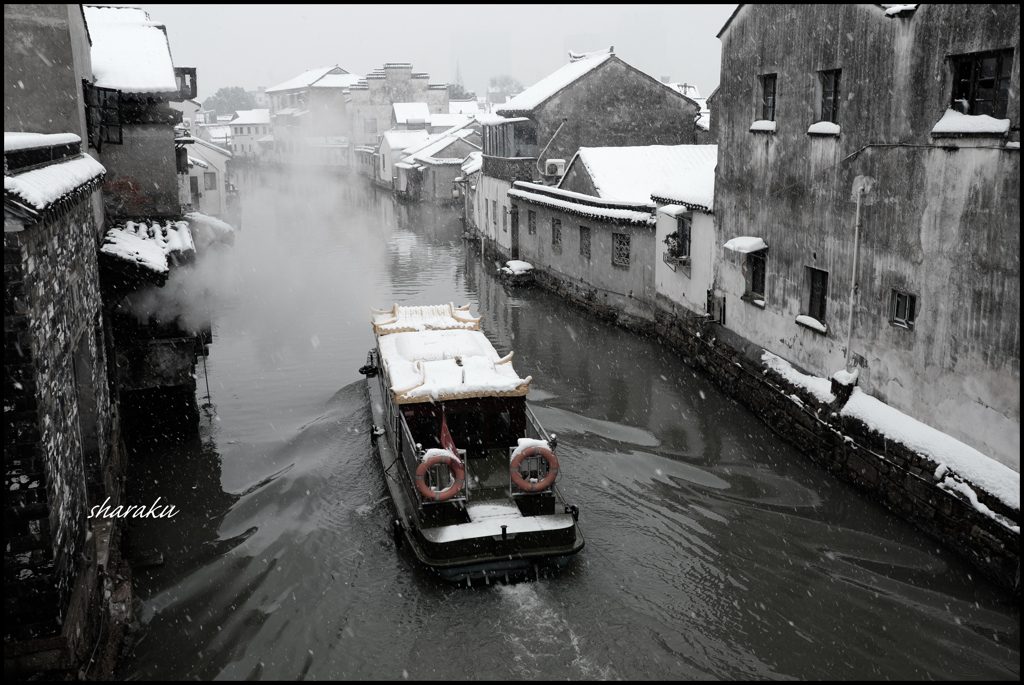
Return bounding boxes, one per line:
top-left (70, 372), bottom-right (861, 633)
top-left (579, 225), bottom-right (591, 259)
top-left (527, 209), bottom-right (537, 235)
top-left (760, 73), bottom-right (777, 121)
top-left (551, 217), bottom-right (562, 246)
top-left (82, 80), bottom-right (122, 151)
top-left (611, 232), bottom-right (630, 267)
top-left (807, 267), bottom-right (829, 323)
top-left (950, 49), bottom-right (1013, 119)
top-left (820, 69), bottom-right (841, 124)
top-left (747, 250), bottom-right (766, 299)
top-left (890, 290), bottom-right (917, 330)
top-left (203, 171), bottom-right (217, 190)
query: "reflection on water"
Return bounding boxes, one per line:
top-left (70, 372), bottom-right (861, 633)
top-left (117, 168), bottom-right (1019, 680)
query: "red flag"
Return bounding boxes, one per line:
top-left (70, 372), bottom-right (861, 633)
top-left (440, 408), bottom-right (459, 458)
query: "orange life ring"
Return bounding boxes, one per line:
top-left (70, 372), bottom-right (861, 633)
top-left (510, 446), bottom-right (558, 493)
top-left (415, 452), bottom-right (465, 502)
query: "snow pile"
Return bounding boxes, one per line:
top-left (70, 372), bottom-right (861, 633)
top-left (372, 303), bottom-right (480, 334)
top-left (379, 329), bottom-right (531, 403)
top-left (4, 132), bottom-right (81, 152)
top-left (510, 438), bottom-right (551, 462)
top-left (796, 315), bottom-right (827, 333)
top-left (497, 50), bottom-right (613, 113)
top-left (84, 6), bottom-right (178, 94)
top-left (185, 212), bottom-right (235, 251)
top-left (501, 260), bottom-right (534, 275)
top-left (931, 109), bottom-right (1010, 136)
top-left (761, 351), bottom-right (836, 404)
top-left (832, 368), bottom-right (859, 386)
top-left (723, 236), bottom-right (767, 253)
top-left (808, 121), bottom-right (841, 136)
top-left (4, 154), bottom-right (106, 210)
top-left (749, 120), bottom-right (777, 133)
top-left (841, 388), bottom-right (1020, 513)
top-left (574, 144), bottom-right (717, 207)
top-left (883, 4), bottom-right (918, 17)
top-left (100, 220), bottom-right (194, 274)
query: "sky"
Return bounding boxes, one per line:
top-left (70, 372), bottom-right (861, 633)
top-left (139, 4), bottom-right (737, 103)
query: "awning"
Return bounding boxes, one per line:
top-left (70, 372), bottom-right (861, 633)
top-left (723, 236), bottom-right (767, 253)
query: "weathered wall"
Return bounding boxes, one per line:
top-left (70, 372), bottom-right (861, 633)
top-left (477, 175), bottom-right (513, 252)
top-left (3, 4), bottom-right (91, 143)
top-left (99, 124), bottom-right (181, 219)
top-left (654, 208), bottom-right (716, 315)
top-left (5, 194), bottom-right (116, 641)
top-left (716, 4), bottom-right (1020, 469)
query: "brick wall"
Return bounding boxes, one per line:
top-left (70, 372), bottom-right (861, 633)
top-left (5, 195), bottom-right (117, 640)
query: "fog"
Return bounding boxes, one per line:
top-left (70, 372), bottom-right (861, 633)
top-left (140, 4), bottom-right (737, 99)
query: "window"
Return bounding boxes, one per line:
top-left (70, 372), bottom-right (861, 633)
top-left (747, 250), bottom-right (766, 298)
top-left (502, 206), bottom-right (507, 232)
top-left (820, 69), bottom-right (841, 123)
top-left (951, 49), bottom-right (1013, 118)
top-left (552, 218), bottom-right (562, 246)
top-left (807, 267), bottom-right (828, 322)
top-left (492, 200), bottom-right (498, 226)
top-left (666, 216), bottom-right (691, 260)
top-left (204, 172), bottom-right (217, 190)
top-left (528, 210), bottom-right (536, 235)
top-left (891, 290), bottom-right (916, 329)
top-left (247, 126), bottom-right (252, 135)
top-left (612, 233), bottom-right (630, 266)
top-left (82, 80), bottom-right (122, 150)
top-left (579, 226), bottom-right (591, 259)
top-left (485, 200), bottom-right (489, 224)
top-left (760, 73), bottom-right (777, 121)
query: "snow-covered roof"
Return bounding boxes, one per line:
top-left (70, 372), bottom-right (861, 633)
top-left (178, 136), bottom-right (232, 157)
top-left (646, 145), bottom-right (718, 213)
top-left (382, 129), bottom-right (431, 151)
top-left (83, 5), bottom-right (178, 95)
top-left (509, 183), bottom-right (655, 226)
top-left (373, 304), bottom-right (532, 405)
top-left (312, 73), bottom-right (363, 89)
top-left (4, 132), bottom-right (82, 152)
top-left (449, 100), bottom-right (479, 115)
top-left (430, 113), bottom-right (471, 130)
top-left (404, 129), bottom-right (478, 165)
top-left (461, 150), bottom-right (483, 175)
top-left (267, 66), bottom-right (344, 93)
top-left (4, 153), bottom-right (106, 212)
top-left (187, 155), bottom-right (208, 169)
top-left (496, 48), bottom-right (614, 114)
top-left (230, 109), bottom-right (270, 126)
top-left (100, 219), bottom-right (194, 274)
top-left (393, 102), bottom-right (431, 124)
top-left (568, 144), bottom-right (718, 209)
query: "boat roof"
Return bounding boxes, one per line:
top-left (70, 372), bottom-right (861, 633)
top-left (372, 304), bottom-right (531, 404)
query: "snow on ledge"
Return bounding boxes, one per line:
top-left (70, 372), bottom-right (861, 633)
top-left (795, 315), bottom-right (827, 334)
top-left (808, 121), bottom-right (841, 136)
top-left (931, 109), bottom-right (1010, 136)
top-left (4, 132), bottom-right (81, 152)
top-left (761, 352), bottom-right (836, 404)
top-left (749, 120), bottom-right (777, 133)
top-left (723, 236), bottom-right (767, 253)
top-left (841, 388), bottom-right (1020, 513)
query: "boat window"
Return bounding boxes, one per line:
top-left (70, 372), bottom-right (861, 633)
top-left (446, 408), bottom-right (485, 453)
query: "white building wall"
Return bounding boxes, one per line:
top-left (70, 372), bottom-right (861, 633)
top-left (654, 208), bottom-right (715, 315)
top-left (477, 175), bottom-right (512, 252)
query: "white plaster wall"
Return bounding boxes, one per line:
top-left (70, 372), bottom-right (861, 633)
top-left (654, 209), bottom-right (715, 315)
top-left (477, 175), bottom-right (512, 250)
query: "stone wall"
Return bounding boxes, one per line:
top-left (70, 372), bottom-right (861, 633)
top-left (482, 233), bottom-right (1020, 591)
top-left (5, 194), bottom-right (119, 640)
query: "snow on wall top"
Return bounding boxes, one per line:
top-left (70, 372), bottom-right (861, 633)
top-left (393, 102), bottom-right (431, 124)
top-left (841, 387), bottom-right (1020, 512)
top-left (84, 5), bottom-right (178, 94)
top-left (573, 144), bottom-right (718, 208)
top-left (4, 153), bottom-right (106, 211)
top-left (266, 66), bottom-right (342, 93)
top-left (372, 303), bottom-right (481, 335)
top-left (378, 328), bottom-right (531, 404)
top-left (4, 132), bottom-right (81, 152)
top-left (761, 351), bottom-right (836, 404)
top-left (496, 50), bottom-right (614, 113)
top-left (100, 219), bottom-right (194, 274)
top-left (230, 109), bottom-right (270, 126)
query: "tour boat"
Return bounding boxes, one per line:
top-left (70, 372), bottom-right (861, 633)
top-left (360, 302), bottom-right (584, 584)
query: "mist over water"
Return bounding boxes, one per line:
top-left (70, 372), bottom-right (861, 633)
top-left (117, 167), bottom-right (1019, 680)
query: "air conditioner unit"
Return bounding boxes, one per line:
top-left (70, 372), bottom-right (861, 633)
top-left (183, 118), bottom-right (191, 130)
top-left (545, 158), bottom-right (566, 176)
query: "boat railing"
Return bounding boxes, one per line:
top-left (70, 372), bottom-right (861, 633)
top-left (399, 413), bottom-right (467, 508)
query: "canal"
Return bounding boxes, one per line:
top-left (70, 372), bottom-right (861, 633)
top-left (116, 166), bottom-right (1019, 680)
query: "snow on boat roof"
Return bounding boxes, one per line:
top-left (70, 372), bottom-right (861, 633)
top-left (372, 302), bottom-right (480, 335)
top-left (4, 132), bottom-right (81, 152)
top-left (570, 144), bottom-right (718, 206)
top-left (4, 153), bottom-right (106, 211)
top-left (393, 102), bottom-right (431, 124)
top-left (100, 219), bottom-right (194, 273)
top-left (267, 66), bottom-right (344, 93)
top-left (496, 48), bottom-right (613, 113)
top-left (84, 5), bottom-right (178, 95)
top-left (230, 109), bottom-right (270, 126)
